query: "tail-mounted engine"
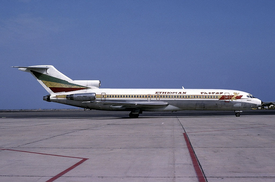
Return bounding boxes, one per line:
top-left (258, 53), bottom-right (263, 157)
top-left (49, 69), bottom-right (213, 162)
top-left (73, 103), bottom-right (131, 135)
top-left (66, 93), bottom-right (96, 101)
top-left (73, 80), bottom-right (101, 88)
top-left (43, 95), bottom-right (51, 102)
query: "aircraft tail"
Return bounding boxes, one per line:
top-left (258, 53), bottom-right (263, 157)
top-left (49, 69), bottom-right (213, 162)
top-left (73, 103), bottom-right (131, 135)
top-left (14, 65), bottom-right (100, 94)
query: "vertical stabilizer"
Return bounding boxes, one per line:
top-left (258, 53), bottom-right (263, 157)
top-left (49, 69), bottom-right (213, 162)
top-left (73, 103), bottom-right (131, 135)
top-left (14, 65), bottom-right (89, 94)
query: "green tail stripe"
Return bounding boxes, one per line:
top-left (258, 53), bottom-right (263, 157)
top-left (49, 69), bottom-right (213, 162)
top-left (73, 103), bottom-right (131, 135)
top-left (31, 70), bottom-right (86, 88)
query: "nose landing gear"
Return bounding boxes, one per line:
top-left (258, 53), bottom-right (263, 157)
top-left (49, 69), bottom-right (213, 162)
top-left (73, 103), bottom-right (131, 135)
top-left (234, 111), bottom-right (242, 117)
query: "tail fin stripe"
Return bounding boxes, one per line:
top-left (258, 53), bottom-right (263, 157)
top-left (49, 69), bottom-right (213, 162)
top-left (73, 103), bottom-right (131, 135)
top-left (31, 71), bottom-right (72, 85)
top-left (31, 70), bottom-right (88, 93)
top-left (50, 87), bottom-right (87, 93)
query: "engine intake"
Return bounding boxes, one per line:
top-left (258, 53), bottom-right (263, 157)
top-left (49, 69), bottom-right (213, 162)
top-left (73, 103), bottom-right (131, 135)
top-left (43, 95), bottom-right (51, 102)
top-left (73, 80), bottom-right (101, 88)
top-left (66, 93), bottom-right (96, 101)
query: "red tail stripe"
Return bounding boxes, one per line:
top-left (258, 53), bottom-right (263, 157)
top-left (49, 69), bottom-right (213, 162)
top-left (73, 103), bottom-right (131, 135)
top-left (50, 87), bottom-right (86, 93)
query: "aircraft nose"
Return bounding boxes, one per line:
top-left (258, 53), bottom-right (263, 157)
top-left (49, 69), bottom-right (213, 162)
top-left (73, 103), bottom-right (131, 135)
top-left (251, 98), bottom-right (262, 109)
top-left (255, 99), bottom-right (262, 107)
top-left (256, 99), bottom-right (262, 106)
top-left (258, 99), bottom-right (262, 106)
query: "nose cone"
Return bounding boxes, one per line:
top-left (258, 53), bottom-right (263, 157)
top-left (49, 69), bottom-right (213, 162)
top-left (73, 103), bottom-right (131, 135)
top-left (252, 98), bottom-right (262, 109)
top-left (256, 98), bottom-right (262, 106)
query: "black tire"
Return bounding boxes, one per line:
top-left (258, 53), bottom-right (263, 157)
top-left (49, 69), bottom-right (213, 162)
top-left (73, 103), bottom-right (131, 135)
top-left (235, 112), bottom-right (241, 117)
top-left (129, 113), bottom-right (139, 118)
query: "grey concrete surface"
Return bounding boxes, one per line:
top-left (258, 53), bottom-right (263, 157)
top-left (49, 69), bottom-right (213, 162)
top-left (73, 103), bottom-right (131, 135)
top-left (179, 115), bottom-right (275, 182)
top-left (0, 111), bottom-right (275, 182)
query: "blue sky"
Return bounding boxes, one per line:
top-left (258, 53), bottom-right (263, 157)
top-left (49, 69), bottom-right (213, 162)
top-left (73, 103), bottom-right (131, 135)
top-left (1, 0), bottom-right (275, 109)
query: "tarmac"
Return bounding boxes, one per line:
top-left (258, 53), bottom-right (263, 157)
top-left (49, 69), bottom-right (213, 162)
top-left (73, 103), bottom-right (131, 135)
top-left (0, 110), bottom-right (275, 182)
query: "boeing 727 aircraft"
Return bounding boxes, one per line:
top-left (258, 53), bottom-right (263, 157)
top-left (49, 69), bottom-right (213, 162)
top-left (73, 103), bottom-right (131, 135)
top-left (14, 65), bottom-right (262, 117)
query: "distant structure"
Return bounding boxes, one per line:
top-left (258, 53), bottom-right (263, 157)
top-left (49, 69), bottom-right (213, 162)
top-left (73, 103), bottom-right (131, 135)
top-left (261, 102), bottom-right (275, 109)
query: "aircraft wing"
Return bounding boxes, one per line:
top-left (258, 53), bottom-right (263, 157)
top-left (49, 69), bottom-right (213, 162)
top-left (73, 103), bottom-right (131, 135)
top-left (97, 101), bottom-right (169, 109)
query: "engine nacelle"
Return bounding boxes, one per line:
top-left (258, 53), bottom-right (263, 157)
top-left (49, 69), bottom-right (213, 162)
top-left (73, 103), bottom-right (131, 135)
top-left (66, 93), bottom-right (96, 101)
top-left (43, 95), bottom-right (51, 102)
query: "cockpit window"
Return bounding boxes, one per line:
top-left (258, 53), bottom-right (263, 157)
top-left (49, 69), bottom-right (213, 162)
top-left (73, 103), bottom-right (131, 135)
top-left (247, 94), bottom-right (255, 98)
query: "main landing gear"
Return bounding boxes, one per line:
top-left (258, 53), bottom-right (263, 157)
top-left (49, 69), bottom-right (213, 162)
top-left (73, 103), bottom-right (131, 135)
top-left (129, 110), bottom-right (142, 118)
top-left (234, 111), bottom-right (242, 117)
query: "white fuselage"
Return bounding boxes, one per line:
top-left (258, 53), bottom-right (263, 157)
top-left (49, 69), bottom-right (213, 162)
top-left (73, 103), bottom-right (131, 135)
top-left (49, 88), bottom-right (261, 112)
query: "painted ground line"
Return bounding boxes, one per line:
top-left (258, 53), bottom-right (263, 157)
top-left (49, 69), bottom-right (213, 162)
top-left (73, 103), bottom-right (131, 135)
top-left (0, 148), bottom-right (88, 182)
top-left (183, 133), bottom-right (207, 182)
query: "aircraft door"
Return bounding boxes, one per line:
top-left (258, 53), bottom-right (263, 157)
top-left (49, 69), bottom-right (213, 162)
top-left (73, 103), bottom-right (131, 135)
top-left (101, 92), bottom-right (106, 101)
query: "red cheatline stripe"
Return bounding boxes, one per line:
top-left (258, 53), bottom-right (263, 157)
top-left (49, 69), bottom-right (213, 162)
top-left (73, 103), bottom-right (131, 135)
top-left (183, 133), bottom-right (207, 182)
top-left (0, 148), bottom-right (88, 182)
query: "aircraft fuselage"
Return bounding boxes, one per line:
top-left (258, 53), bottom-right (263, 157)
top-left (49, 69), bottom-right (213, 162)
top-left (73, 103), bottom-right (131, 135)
top-left (15, 65), bottom-right (262, 118)
top-left (47, 88), bottom-right (261, 117)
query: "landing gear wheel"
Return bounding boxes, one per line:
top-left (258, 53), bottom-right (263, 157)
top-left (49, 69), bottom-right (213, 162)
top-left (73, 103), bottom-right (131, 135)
top-left (235, 112), bottom-right (241, 117)
top-left (129, 110), bottom-right (141, 118)
top-left (129, 113), bottom-right (139, 118)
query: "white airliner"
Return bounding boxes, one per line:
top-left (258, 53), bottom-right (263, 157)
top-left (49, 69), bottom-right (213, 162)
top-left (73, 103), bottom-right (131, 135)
top-left (14, 65), bottom-right (262, 117)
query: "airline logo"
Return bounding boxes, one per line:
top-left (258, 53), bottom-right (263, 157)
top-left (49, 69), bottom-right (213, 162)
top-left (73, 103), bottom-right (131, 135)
top-left (156, 91), bottom-right (243, 101)
top-left (31, 71), bottom-right (88, 93)
top-left (219, 92), bottom-right (243, 101)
